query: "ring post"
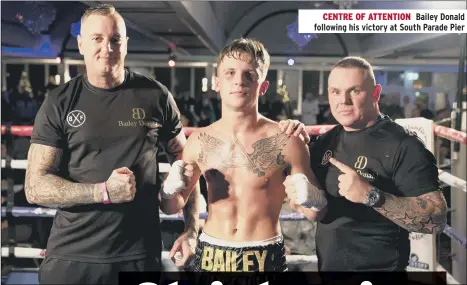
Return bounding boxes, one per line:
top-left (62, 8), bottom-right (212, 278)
top-left (395, 118), bottom-right (437, 283)
top-left (451, 101), bottom-right (466, 284)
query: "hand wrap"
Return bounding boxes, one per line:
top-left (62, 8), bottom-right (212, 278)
top-left (291, 173), bottom-right (327, 211)
top-left (161, 160), bottom-right (186, 199)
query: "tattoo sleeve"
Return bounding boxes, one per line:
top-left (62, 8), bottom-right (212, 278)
top-left (25, 144), bottom-right (101, 208)
top-left (374, 190), bottom-right (448, 234)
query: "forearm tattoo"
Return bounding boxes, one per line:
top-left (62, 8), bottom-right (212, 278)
top-left (25, 144), bottom-right (100, 208)
top-left (374, 190), bottom-right (448, 234)
top-left (198, 133), bottom-right (289, 177)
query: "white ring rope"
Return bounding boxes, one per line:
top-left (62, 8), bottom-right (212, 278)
top-left (3, 159), bottom-right (466, 193)
top-left (1, 159), bottom-right (28, 170)
top-left (0, 246), bottom-right (317, 265)
top-left (438, 169), bottom-right (467, 193)
top-left (1, 206), bottom-right (306, 221)
top-left (0, 247), bottom-right (459, 284)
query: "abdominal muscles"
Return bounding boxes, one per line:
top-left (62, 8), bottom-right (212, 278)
top-left (202, 167), bottom-right (286, 242)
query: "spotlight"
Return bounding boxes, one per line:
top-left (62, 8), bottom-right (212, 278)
top-left (287, 58), bottom-right (295, 66)
top-left (168, 46), bottom-right (176, 67)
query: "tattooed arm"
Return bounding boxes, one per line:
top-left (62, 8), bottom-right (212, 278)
top-left (373, 190), bottom-right (447, 234)
top-left (159, 131), bottom-right (201, 235)
top-left (25, 144), bottom-right (102, 208)
top-left (373, 136), bottom-right (447, 234)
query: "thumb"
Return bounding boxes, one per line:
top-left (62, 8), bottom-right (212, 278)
top-left (173, 160), bottom-right (186, 168)
top-left (180, 249), bottom-right (190, 264)
top-left (283, 176), bottom-right (293, 187)
top-left (169, 240), bottom-right (180, 258)
top-left (329, 158), bottom-right (353, 174)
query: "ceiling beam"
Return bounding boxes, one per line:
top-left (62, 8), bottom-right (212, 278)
top-left (227, 1), bottom-right (362, 55)
top-left (58, 52), bottom-right (461, 67)
top-left (167, 1), bottom-right (225, 54)
top-left (362, 34), bottom-right (449, 59)
top-left (358, 0), bottom-right (465, 58)
top-left (359, 0), bottom-right (466, 9)
top-left (0, 23), bottom-right (37, 48)
top-left (79, 1), bottom-right (191, 55)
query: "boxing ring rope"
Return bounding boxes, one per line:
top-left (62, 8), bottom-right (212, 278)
top-left (1, 123), bottom-right (466, 281)
top-left (1, 247), bottom-right (459, 283)
top-left (0, 207), bottom-right (307, 221)
top-left (0, 246), bottom-right (318, 265)
top-left (1, 205), bottom-right (466, 249)
top-left (2, 124), bottom-right (467, 144)
top-left (2, 161), bottom-right (465, 193)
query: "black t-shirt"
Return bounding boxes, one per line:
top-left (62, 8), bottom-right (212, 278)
top-left (310, 116), bottom-right (440, 271)
top-left (30, 70), bottom-right (183, 263)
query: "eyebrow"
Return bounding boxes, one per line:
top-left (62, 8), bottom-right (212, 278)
top-left (222, 67), bottom-right (258, 74)
top-left (328, 85), bottom-right (362, 90)
top-left (89, 33), bottom-right (122, 37)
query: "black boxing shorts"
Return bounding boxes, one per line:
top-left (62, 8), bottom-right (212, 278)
top-left (188, 231), bottom-right (288, 272)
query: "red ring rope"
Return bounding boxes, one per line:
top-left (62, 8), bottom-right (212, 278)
top-left (1, 124), bottom-right (466, 144)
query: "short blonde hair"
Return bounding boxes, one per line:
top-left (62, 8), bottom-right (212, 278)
top-left (217, 38), bottom-right (270, 80)
top-left (81, 4), bottom-right (121, 23)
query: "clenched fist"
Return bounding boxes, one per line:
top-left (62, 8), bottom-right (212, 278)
top-left (161, 160), bottom-right (195, 199)
top-left (105, 167), bottom-right (136, 203)
top-left (283, 173), bottom-right (327, 211)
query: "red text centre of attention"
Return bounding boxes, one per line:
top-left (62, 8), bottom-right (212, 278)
top-left (323, 12), bottom-right (411, 21)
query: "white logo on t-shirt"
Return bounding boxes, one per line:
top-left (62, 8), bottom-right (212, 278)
top-left (66, 110), bottom-right (86, 127)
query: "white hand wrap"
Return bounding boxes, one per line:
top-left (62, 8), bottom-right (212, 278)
top-left (291, 173), bottom-right (327, 211)
top-left (161, 160), bottom-right (186, 199)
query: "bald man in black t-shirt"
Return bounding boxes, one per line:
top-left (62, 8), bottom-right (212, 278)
top-left (311, 57), bottom-right (447, 272)
top-left (25, 4), bottom-right (200, 284)
top-left (303, 57), bottom-right (448, 277)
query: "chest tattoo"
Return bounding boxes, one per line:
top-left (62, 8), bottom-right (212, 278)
top-left (198, 133), bottom-right (289, 177)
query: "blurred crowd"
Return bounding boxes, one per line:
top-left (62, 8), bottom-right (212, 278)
top-left (2, 72), bottom-right (58, 126)
top-left (2, 71), bottom-right (452, 129)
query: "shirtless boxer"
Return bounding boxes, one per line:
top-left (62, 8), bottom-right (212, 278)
top-left (160, 38), bottom-right (327, 272)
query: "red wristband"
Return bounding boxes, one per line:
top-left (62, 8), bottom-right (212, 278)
top-left (102, 182), bottom-right (110, 204)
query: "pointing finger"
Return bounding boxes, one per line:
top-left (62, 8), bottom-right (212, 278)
top-left (329, 158), bottom-right (354, 174)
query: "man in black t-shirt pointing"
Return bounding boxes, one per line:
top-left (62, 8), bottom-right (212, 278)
top-left (305, 57), bottom-right (449, 273)
top-left (25, 4), bottom-right (201, 284)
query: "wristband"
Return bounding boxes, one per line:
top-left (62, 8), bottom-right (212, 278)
top-left (102, 182), bottom-right (110, 204)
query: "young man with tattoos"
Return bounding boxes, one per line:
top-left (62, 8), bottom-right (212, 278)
top-left (308, 56), bottom-right (448, 275)
top-left (161, 38), bottom-right (328, 273)
top-left (24, 4), bottom-right (201, 284)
